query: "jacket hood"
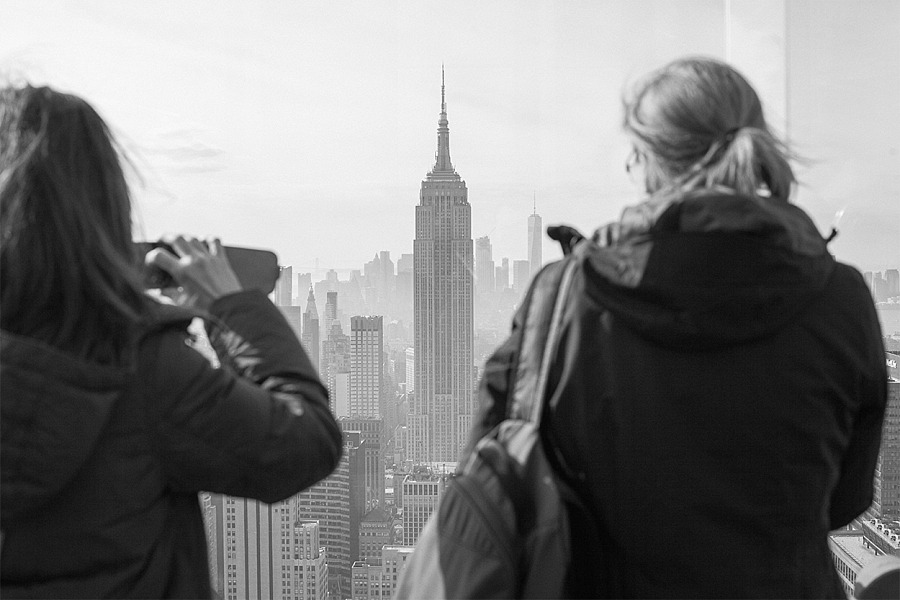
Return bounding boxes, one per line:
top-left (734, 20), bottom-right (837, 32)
top-left (580, 189), bottom-right (836, 350)
top-left (0, 304), bottom-right (193, 525)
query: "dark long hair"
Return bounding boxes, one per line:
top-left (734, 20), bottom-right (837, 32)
top-left (0, 85), bottom-right (155, 364)
top-left (623, 57), bottom-right (796, 200)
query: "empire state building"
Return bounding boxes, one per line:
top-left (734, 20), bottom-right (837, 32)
top-left (409, 70), bottom-right (474, 463)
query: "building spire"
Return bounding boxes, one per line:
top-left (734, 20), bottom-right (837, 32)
top-left (433, 65), bottom-right (453, 173)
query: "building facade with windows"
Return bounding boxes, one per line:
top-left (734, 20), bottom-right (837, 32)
top-left (410, 70), bottom-right (475, 463)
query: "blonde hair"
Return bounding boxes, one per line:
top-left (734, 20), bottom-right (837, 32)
top-left (624, 57), bottom-right (795, 200)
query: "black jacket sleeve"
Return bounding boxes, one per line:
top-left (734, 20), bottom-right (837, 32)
top-left (140, 290), bottom-right (342, 503)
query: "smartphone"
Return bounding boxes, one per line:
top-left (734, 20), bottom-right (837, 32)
top-left (137, 241), bottom-right (281, 295)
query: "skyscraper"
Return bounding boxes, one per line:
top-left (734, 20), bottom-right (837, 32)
top-left (274, 265), bottom-right (293, 307)
top-left (410, 69), bottom-right (475, 463)
top-left (350, 316), bottom-right (384, 419)
top-left (324, 291), bottom-right (339, 337)
top-left (528, 206), bottom-right (542, 278)
top-left (474, 235), bottom-right (495, 294)
top-left (302, 288), bottom-right (320, 372)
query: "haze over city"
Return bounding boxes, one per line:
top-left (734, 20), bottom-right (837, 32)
top-left (2, 0), bottom-right (898, 275)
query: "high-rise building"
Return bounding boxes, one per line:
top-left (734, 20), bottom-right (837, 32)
top-left (357, 507), bottom-right (394, 565)
top-left (872, 353), bottom-right (900, 519)
top-left (277, 306), bottom-right (303, 343)
top-left (886, 269), bottom-right (900, 298)
top-left (475, 236), bottom-right (495, 293)
top-left (340, 417), bottom-right (386, 510)
top-left (401, 470), bottom-right (450, 546)
top-left (274, 266), bottom-right (293, 307)
top-left (512, 259), bottom-right (530, 294)
top-left (323, 320), bottom-right (351, 417)
top-left (302, 288), bottom-right (320, 372)
top-left (350, 546), bottom-right (414, 600)
top-left (496, 257), bottom-right (510, 290)
top-left (292, 520), bottom-right (329, 600)
top-left (207, 494), bottom-right (297, 600)
top-left (410, 68), bottom-right (475, 463)
top-left (350, 316), bottom-right (384, 419)
top-left (294, 432), bottom-right (364, 599)
top-left (404, 348), bottom-right (414, 393)
top-left (528, 208), bottom-right (542, 278)
top-left (324, 291), bottom-right (339, 337)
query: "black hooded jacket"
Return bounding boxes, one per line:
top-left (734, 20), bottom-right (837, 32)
top-left (471, 190), bottom-right (887, 598)
top-left (1, 290), bottom-right (343, 599)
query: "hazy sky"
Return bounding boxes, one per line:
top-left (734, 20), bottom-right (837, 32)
top-left (2, 1), bottom-right (898, 273)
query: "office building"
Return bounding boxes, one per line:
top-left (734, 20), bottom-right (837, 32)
top-left (404, 348), bottom-right (414, 393)
top-left (324, 291), bottom-right (339, 338)
top-left (401, 470), bottom-right (450, 546)
top-left (358, 507), bottom-right (394, 565)
top-left (512, 259), bottom-right (530, 295)
top-left (350, 316), bottom-right (384, 419)
top-left (528, 209), bottom-right (542, 277)
top-left (274, 266), bottom-right (293, 307)
top-left (350, 546), bottom-right (414, 600)
top-left (475, 235), bottom-right (495, 293)
top-left (496, 257), bottom-right (510, 290)
top-left (302, 288), bottom-right (320, 372)
top-left (294, 432), bottom-right (364, 599)
top-left (340, 417), bottom-right (386, 510)
top-left (873, 354), bottom-right (900, 519)
top-left (291, 520), bottom-right (329, 600)
top-left (410, 69), bottom-right (475, 463)
top-left (323, 319), bottom-right (351, 417)
top-left (207, 494), bottom-right (296, 600)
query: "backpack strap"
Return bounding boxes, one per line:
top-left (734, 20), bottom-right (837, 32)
top-left (510, 249), bottom-right (580, 425)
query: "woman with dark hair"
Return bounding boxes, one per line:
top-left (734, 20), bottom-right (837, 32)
top-left (468, 57), bottom-right (887, 597)
top-left (0, 85), bottom-right (343, 598)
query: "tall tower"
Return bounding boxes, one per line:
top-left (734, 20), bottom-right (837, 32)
top-left (527, 199), bottom-right (542, 278)
top-left (410, 68), bottom-right (475, 463)
top-left (350, 316), bottom-right (384, 418)
top-left (475, 236), bottom-right (495, 294)
top-left (302, 288), bottom-right (320, 372)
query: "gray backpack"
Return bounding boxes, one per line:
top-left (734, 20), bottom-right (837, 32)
top-left (396, 254), bottom-right (599, 598)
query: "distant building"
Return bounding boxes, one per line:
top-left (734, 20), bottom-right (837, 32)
top-left (291, 520), bottom-right (329, 600)
top-left (528, 209), bottom-right (542, 278)
top-left (512, 259), bottom-right (530, 294)
top-left (475, 235), bottom-right (495, 293)
top-left (404, 347), bottom-right (415, 394)
top-left (274, 266), bottom-right (293, 307)
top-left (410, 69), bottom-right (475, 463)
top-left (340, 417), bottom-right (386, 510)
top-left (206, 494), bottom-right (296, 600)
top-left (350, 546), bottom-right (414, 600)
top-left (401, 470), bottom-right (450, 546)
top-left (495, 257), bottom-right (510, 290)
top-left (302, 288), bottom-right (320, 372)
top-left (294, 432), bottom-right (365, 599)
top-left (887, 269), bottom-right (900, 298)
top-left (873, 354), bottom-right (900, 519)
top-left (324, 291), bottom-right (339, 337)
top-left (358, 507), bottom-right (394, 565)
top-left (829, 529), bottom-right (884, 597)
top-left (277, 306), bottom-right (303, 342)
top-left (323, 320), bottom-right (351, 417)
top-left (350, 316), bottom-right (384, 419)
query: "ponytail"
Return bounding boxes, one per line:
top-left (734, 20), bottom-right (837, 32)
top-left (686, 126), bottom-right (796, 200)
top-left (623, 57), bottom-right (797, 201)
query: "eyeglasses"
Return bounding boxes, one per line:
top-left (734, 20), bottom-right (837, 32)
top-left (625, 148), bottom-right (643, 175)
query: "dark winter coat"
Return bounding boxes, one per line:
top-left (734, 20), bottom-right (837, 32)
top-left (471, 189), bottom-right (888, 598)
top-left (1, 290), bottom-right (343, 599)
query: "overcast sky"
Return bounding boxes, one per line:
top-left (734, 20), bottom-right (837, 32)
top-left (2, 0), bottom-right (897, 274)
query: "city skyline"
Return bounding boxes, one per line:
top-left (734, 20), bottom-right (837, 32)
top-left (3, 1), bottom-right (897, 273)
